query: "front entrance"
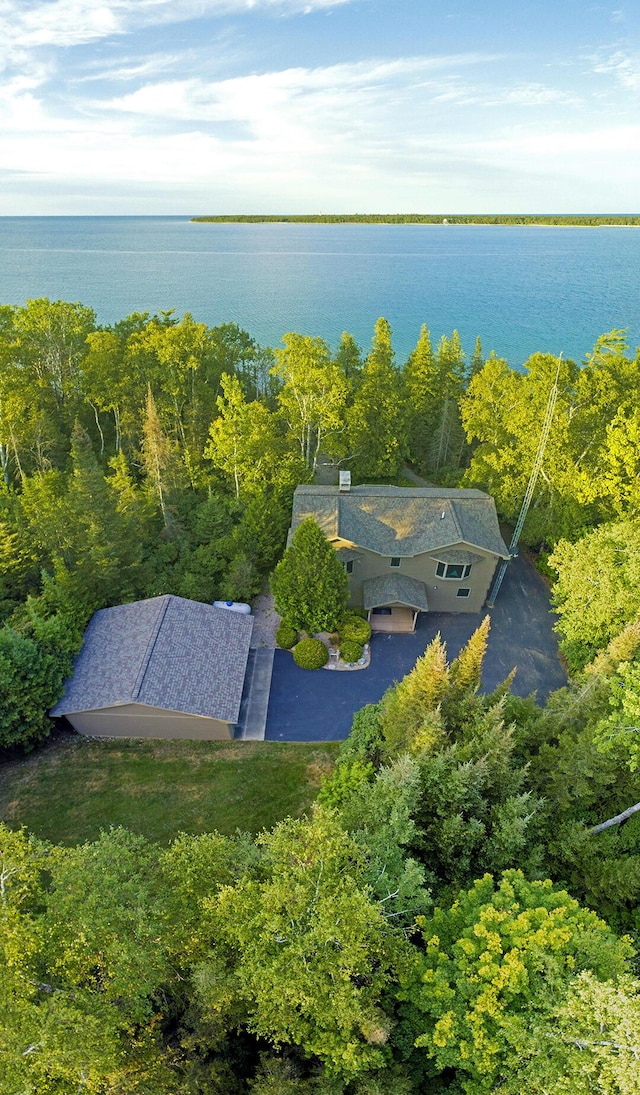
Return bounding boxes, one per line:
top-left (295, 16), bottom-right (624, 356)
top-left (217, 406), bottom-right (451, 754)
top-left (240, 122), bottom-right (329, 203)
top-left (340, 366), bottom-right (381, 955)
top-left (369, 606), bottom-right (417, 633)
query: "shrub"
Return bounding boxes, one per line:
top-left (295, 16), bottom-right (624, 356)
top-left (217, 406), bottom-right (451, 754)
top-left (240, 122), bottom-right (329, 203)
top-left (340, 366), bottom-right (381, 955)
top-left (276, 623), bottom-right (298, 649)
top-left (317, 758), bottom-right (375, 808)
top-left (339, 613), bottom-right (371, 644)
top-left (292, 638), bottom-right (329, 670)
top-left (339, 640), bottom-right (364, 664)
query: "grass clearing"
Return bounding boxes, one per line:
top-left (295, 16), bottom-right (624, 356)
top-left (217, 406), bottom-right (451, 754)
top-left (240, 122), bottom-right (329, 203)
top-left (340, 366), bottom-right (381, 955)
top-left (0, 733), bottom-right (340, 845)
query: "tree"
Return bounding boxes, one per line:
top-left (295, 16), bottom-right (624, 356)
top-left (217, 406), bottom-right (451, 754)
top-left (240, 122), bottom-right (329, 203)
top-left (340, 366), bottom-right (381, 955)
top-left (0, 616), bottom-right (77, 749)
top-left (549, 519), bottom-right (640, 670)
top-left (334, 330), bottom-right (363, 385)
top-left (205, 373), bottom-right (301, 500)
top-left (270, 518), bottom-right (348, 633)
top-left (273, 333), bottom-right (348, 471)
top-left (413, 701), bottom-right (541, 894)
top-left (378, 633), bottom-right (449, 757)
top-left (402, 324), bottom-right (438, 472)
top-left (203, 808), bottom-right (404, 1081)
top-left (347, 318), bottom-right (406, 480)
top-left (401, 870), bottom-right (634, 1094)
top-left (428, 331), bottom-right (467, 474)
top-left (593, 658), bottom-right (640, 772)
top-left (140, 387), bottom-right (186, 531)
top-left (19, 422), bottom-right (144, 611)
top-left (0, 826), bottom-right (184, 1093)
top-left (13, 297), bottom-right (96, 411)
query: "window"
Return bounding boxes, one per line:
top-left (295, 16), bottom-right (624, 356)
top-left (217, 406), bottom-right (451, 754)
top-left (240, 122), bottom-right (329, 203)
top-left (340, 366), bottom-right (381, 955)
top-left (456, 587), bottom-right (471, 598)
top-left (344, 560), bottom-right (354, 575)
top-left (390, 557), bottom-right (401, 568)
top-left (436, 561), bottom-right (472, 580)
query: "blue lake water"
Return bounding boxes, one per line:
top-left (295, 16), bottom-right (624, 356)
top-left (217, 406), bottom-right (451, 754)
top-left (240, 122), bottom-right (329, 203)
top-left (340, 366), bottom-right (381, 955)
top-left (0, 216), bottom-right (638, 367)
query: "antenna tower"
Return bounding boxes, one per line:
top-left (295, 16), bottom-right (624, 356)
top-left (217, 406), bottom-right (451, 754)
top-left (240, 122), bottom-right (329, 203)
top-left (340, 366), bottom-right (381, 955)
top-left (486, 355), bottom-right (562, 607)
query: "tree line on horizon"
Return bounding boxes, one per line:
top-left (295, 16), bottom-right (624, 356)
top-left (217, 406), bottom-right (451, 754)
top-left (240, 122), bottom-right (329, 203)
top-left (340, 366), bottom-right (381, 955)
top-left (1, 297), bottom-right (640, 1090)
top-left (192, 213), bottom-right (640, 226)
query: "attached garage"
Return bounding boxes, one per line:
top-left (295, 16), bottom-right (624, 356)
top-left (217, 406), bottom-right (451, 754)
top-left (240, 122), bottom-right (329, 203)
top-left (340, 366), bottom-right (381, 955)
top-left (50, 595), bottom-right (253, 740)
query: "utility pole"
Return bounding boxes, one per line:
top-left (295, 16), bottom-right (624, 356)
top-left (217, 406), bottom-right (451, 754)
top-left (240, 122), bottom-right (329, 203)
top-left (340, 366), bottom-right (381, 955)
top-left (486, 355), bottom-right (562, 607)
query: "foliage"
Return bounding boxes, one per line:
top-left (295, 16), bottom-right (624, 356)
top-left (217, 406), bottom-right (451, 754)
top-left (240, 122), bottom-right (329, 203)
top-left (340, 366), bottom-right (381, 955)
top-left (339, 639), bottom-right (363, 663)
top-left (276, 623), bottom-right (298, 649)
top-left (379, 633), bottom-right (449, 757)
top-left (593, 658), bottom-right (640, 771)
top-left (401, 870), bottom-right (635, 1094)
top-left (549, 519), bottom-right (640, 670)
top-left (271, 518), bottom-right (348, 633)
top-left (273, 333), bottom-right (348, 471)
top-left (204, 808), bottom-right (405, 1081)
top-left (338, 613), bottom-right (371, 644)
top-left (0, 611), bottom-right (81, 751)
top-left (293, 637), bottom-right (329, 669)
top-left (317, 758), bottom-right (375, 808)
top-left (347, 318), bottom-right (407, 480)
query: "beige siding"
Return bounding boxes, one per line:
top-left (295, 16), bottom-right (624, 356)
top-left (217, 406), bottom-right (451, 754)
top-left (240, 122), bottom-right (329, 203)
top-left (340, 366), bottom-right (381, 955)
top-left (343, 543), bottom-right (500, 614)
top-left (66, 703), bottom-right (233, 741)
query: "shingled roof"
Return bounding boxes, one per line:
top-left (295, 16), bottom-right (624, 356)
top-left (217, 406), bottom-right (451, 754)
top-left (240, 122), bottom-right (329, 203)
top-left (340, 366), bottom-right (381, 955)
top-left (292, 485), bottom-right (509, 558)
top-left (363, 574), bottom-right (430, 611)
top-left (51, 595), bottom-right (253, 724)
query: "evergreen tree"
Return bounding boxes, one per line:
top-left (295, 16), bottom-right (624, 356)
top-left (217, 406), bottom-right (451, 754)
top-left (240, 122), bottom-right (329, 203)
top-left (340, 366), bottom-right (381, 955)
top-left (428, 331), bottom-right (467, 474)
top-left (403, 324), bottom-right (438, 472)
top-left (334, 330), bottom-right (363, 385)
top-left (140, 387), bottom-right (185, 532)
top-left (379, 633), bottom-right (449, 757)
top-left (348, 318), bottom-right (406, 480)
top-left (270, 518), bottom-right (348, 633)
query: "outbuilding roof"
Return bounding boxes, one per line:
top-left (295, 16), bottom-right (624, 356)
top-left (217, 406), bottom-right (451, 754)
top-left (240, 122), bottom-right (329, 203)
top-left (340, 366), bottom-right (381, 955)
top-left (292, 485), bottom-right (509, 558)
top-left (51, 595), bottom-right (253, 724)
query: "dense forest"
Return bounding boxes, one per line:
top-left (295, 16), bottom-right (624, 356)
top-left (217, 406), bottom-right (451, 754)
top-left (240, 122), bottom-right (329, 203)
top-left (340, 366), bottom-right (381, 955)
top-left (192, 214), bottom-right (640, 226)
top-left (2, 300), bottom-right (640, 1092)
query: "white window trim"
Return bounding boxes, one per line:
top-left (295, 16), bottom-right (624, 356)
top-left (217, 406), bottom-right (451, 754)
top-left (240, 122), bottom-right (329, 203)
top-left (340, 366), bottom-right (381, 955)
top-left (436, 561), bottom-right (472, 580)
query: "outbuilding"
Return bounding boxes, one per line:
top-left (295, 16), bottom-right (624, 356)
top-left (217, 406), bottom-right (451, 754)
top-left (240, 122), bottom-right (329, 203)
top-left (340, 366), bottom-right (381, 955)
top-left (50, 594), bottom-right (253, 740)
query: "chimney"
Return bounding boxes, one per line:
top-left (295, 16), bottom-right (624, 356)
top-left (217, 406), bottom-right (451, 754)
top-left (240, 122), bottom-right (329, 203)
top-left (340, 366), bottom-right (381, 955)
top-left (339, 470), bottom-right (351, 493)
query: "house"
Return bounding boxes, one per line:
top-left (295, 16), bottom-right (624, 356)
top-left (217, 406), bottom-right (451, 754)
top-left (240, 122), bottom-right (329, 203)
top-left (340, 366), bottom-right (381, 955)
top-left (50, 594), bottom-right (253, 740)
top-left (291, 482), bottom-right (510, 632)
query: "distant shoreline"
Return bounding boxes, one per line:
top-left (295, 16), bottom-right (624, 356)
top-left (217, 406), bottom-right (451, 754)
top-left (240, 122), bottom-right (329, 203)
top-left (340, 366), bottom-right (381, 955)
top-left (191, 214), bottom-right (640, 227)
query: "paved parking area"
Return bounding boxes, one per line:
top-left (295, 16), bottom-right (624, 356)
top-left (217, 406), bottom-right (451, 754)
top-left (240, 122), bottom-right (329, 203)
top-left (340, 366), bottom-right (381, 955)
top-left (264, 551), bottom-right (566, 742)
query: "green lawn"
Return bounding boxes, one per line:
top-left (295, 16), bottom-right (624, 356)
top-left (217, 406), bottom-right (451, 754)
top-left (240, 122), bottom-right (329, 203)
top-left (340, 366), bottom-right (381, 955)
top-left (0, 733), bottom-right (340, 845)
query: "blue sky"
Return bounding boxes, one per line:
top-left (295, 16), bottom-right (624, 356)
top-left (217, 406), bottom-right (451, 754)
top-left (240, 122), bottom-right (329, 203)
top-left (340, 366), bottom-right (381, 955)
top-left (1, 0), bottom-right (639, 214)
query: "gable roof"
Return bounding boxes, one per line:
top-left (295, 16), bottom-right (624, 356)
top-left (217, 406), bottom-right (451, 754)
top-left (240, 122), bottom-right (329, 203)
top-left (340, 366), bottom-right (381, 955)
top-left (51, 595), bottom-right (253, 724)
top-left (292, 485), bottom-right (509, 558)
top-left (363, 574), bottom-right (430, 611)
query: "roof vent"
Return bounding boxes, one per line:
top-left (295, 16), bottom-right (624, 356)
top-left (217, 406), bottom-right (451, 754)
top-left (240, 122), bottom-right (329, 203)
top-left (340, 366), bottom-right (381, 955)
top-left (339, 470), bottom-right (351, 492)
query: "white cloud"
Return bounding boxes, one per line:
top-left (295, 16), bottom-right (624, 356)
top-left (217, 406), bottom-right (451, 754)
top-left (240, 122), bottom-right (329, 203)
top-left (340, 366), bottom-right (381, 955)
top-left (592, 49), bottom-right (640, 90)
top-left (0, 0), bottom-right (352, 53)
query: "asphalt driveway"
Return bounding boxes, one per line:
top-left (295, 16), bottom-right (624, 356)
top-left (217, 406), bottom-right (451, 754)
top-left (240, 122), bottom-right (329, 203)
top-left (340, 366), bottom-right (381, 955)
top-left (264, 551), bottom-right (566, 742)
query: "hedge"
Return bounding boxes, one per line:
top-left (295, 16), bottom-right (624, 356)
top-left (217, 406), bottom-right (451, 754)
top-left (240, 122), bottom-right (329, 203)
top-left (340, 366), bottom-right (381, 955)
top-left (339, 640), bottom-right (364, 664)
top-left (293, 638), bottom-right (329, 670)
top-left (339, 614), bottom-right (372, 644)
top-left (276, 623), bottom-right (298, 649)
